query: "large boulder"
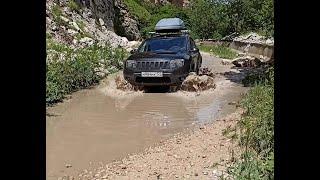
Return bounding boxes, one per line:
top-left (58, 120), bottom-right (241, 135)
top-left (180, 72), bottom-right (216, 92)
top-left (114, 0), bottom-right (141, 41)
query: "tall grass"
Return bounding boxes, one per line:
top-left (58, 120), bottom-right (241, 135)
top-left (228, 67), bottom-right (274, 179)
top-left (198, 44), bottom-right (237, 59)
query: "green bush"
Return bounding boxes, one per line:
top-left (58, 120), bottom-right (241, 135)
top-left (228, 67), bottom-right (274, 179)
top-left (198, 44), bottom-right (237, 59)
top-left (67, 0), bottom-right (81, 13)
top-left (46, 40), bottom-right (128, 105)
top-left (186, 0), bottom-right (274, 39)
top-left (52, 4), bottom-right (62, 18)
top-left (242, 67), bottom-right (274, 87)
top-left (123, 0), bottom-right (273, 39)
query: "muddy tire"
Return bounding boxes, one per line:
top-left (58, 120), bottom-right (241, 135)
top-left (195, 64), bottom-right (200, 75)
top-left (190, 63), bottom-right (196, 74)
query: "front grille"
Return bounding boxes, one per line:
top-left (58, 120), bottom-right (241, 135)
top-left (136, 77), bottom-right (171, 84)
top-left (136, 59), bottom-right (170, 70)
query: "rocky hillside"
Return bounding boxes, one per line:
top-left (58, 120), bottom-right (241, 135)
top-left (46, 0), bottom-right (141, 49)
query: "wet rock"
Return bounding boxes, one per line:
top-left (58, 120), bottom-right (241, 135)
top-left (203, 171), bottom-right (208, 175)
top-left (194, 172), bottom-right (198, 176)
top-left (115, 74), bottom-right (134, 91)
top-left (65, 163), bottom-right (72, 168)
top-left (180, 73), bottom-right (216, 92)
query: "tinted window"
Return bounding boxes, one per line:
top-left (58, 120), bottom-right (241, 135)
top-left (138, 37), bottom-right (187, 53)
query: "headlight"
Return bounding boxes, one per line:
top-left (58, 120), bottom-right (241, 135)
top-left (170, 59), bottom-right (184, 69)
top-left (126, 60), bottom-right (136, 68)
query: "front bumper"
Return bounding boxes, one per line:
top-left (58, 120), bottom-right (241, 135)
top-left (123, 69), bottom-right (189, 86)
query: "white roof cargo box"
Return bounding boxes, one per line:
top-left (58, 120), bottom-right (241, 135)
top-left (155, 18), bottom-right (186, 32)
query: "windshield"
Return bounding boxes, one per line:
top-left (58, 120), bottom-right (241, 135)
top-left (138, 36), bottom-right (187, 53)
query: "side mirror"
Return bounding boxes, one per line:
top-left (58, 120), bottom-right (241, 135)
top-left (130, 48), bottom-right (137, 54)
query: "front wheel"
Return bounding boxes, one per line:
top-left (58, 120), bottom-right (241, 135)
top-left (195, 63), bottom-right (200, 75)
top-left (190, 63), bottom-right (197, 74)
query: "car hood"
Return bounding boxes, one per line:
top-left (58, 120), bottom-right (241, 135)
top-left (127, 52), bottom-right (189, 60)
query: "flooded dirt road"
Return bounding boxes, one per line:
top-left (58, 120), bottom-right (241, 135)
top-left (46, 52), bottom-right (248, 179)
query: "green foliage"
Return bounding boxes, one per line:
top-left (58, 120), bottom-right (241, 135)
top-left (226, 0), bottom-right (274, 37)
top-left (67, 0), bottom-right (81, 12)
top-left (198, 44), bottom-right (237, 59)
top-left (242, 67), bottom-right (274, 87)
top-left (76, 20), bottom-right (85, 31)
top-left (129, 0), bottom-right (273, 39)
top-left (46, 40), bottom-right (128, 105)
top-left (123, 0), bottom-right (151, 25)
top-left (51, 4), bottom-right (72, 28)
top-left (187, 0), bottom-right (274, 39)
top-left (227, 67), bottom-right (274, 179)
top-left (188, 0), bottom-right (219, 39)
top-left (52, 4), bottom-right (62, 18)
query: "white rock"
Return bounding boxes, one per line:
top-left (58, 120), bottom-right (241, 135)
top-left (99, 18), bottom-right (104, 26)
top-left (60, 16), bottom-right (69, 23)
top-left (51, 25), bottom-right (58, 31)
top-left (72, 39), bottom-right (78, 45)
top-left (127, 41), bottom-right (141, 48)
top-left (71, 21), bottom-right (81, 32)
top-left (67, 29), bottom-right (78, 35)
top-left (79, 37), bottom-right (94, 46)
top-left (46, 17), bottom-right (52, 24)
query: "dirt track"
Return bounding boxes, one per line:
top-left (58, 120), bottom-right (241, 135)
top-left (76, 108), bottom-right (245, 180)
top-left (47, 52), bottom-right (248, 180)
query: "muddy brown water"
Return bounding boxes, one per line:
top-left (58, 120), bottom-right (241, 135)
top-left (46, 52), bottom-right (248, 179)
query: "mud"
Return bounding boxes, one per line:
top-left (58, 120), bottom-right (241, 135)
top-left (46, 52), bottom-right (248, 179)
